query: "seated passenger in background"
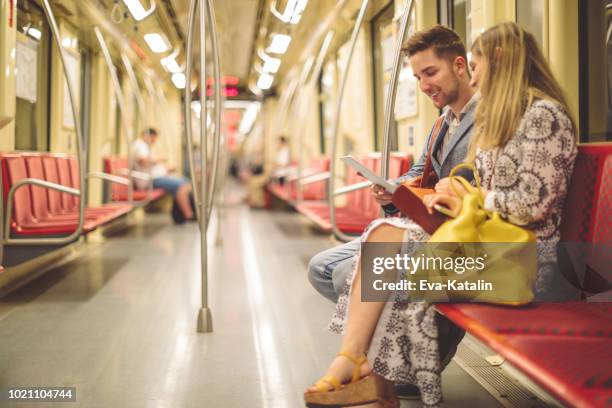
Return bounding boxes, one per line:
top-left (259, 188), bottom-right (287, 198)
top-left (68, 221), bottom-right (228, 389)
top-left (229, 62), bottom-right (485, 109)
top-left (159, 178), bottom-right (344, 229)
top-left (304, 22), bottom-right (577, 408)
top-left (307, 25), bottom-right (476, 397)
top-left (132, 128), bottom-right (194, 221)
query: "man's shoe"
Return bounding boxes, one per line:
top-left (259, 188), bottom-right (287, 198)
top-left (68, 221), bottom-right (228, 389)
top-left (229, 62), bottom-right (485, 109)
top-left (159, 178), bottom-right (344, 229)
top-left (394, 383), bottom-right (421, 400)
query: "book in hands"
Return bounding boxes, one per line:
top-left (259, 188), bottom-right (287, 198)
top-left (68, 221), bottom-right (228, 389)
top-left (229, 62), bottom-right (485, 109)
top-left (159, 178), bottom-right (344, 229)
top-left (340, 156), bottom-right (397, 193)
top-left (390, 182), bottom-right (448, 235)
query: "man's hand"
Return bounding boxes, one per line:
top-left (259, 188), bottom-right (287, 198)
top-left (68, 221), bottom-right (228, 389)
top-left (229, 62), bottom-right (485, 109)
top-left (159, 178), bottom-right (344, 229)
top-left (372, 184), bottom-right (393, 206)
top-left (404, 176), bottom-right (422, 187)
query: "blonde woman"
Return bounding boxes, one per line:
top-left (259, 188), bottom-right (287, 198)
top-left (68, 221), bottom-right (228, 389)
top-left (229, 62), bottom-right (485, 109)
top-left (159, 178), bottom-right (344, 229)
top-left (304, 22), bottom-right (577, 408)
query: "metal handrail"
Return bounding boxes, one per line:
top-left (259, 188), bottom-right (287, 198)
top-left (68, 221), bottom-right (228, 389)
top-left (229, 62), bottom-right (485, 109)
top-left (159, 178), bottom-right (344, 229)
top-left (123, 0), bottom-right (157, 21)
top-left (334, 180), bottom-right (372, 196)
top-left (87, 172), bottom-right (130, 186)
top-left (4, 178), bottom-right (80, 245)
top-left (94, 27), bottom-right (136, 204)
top-left (381, 0), bottom-right (415, 179)
top-left (7, 0), bottom-right (89, 246)
top-left (327, 0), bottom-right (370, 242)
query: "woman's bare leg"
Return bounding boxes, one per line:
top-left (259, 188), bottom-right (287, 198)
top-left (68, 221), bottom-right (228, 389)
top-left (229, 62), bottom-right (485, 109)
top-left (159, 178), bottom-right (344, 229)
top-left (307, 223), bottom-right (405, 405)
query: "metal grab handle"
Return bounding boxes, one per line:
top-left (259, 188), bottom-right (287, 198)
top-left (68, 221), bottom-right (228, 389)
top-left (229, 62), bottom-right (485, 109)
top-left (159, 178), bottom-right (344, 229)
top-left (327, 0), bottom-right (370, 242)
top-left (334, 180), bottom-right (372, 196)
top-left (204, 0), bottom-right (222, 225)
top-left (10, 0), bottom-right (88, 246)
top-left (122, 0), bottom-right (156, 21)
top-left (381, 0), bottom-right (415, 179)
top-left (87, 172), bottom-right (130, 186)
top-left (94, 27), bottom-right (137, 205)
top-left (4, 178), bottom-right (81, 245)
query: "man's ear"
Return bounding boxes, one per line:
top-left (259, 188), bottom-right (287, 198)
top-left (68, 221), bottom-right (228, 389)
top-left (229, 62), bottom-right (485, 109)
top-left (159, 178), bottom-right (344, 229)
top-left (453, 56), bottom-right (467, 76)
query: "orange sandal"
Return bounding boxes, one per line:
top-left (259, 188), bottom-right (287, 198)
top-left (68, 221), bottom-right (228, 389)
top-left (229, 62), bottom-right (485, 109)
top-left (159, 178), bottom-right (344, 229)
top-left (304, 351), bottom-right (398, 407)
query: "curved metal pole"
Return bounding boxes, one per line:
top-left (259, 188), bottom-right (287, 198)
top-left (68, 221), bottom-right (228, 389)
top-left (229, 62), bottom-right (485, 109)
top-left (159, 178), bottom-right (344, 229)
top-left (381, 0), bottom-right (415, 179)
top-left (9, 0), bottom-right (88, 245)
top-left (120, 53), bottom-right (154, 204)
top-left (295, 31), bottom-right (334, 203)
top-left (184, 0), bottom-right (200, 222)
top-left (94, 27), bottom-right (136, 204)
top-left (204, 0), bottom-right (222, 224)
top-left (291, 56), bottom-right (315, 203)
top-left (328, 0), bottom-right (369, 242)
top-left (197, 0), bottom-right (212, 333)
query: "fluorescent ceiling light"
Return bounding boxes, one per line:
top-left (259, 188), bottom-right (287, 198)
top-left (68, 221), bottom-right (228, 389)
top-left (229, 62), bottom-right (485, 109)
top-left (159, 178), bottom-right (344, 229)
top-left (289, 0), bottom-right (308, 24)
top-left (273, 0), bottom-right (308, 24)
top-left (160, 55), bottom-right (181, 73)
top-left (122, 0), bottom-right (156, 21)
top-left (239, 102), bottom-right (261, 134)
top-left (262, 58), bottom-right (281, 74)
top-left (257, 74), bottom-right (274, 90)
top-left (61, 37), bottom-right (71, 48)
top-left (144, 33), bottom-right (170, 53)
top-left (172, 72), bottom-right (186, 89)
top-left (267, 34), bottom-right (291, 54)
top-left (24, 26), bottom-right (41, 40)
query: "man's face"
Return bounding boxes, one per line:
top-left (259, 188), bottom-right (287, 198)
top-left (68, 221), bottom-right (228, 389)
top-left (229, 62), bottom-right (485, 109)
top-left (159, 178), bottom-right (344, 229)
top-left (409, 48), bottom-right (462, 109)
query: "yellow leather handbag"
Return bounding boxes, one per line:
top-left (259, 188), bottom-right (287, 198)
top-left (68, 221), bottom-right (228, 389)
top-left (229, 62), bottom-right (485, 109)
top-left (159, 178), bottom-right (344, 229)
top-left (411, 163), bottom-right (537, 305)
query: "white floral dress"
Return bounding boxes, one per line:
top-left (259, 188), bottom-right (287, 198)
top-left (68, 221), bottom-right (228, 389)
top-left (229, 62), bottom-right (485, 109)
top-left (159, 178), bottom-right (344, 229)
top-left (328, 99), bottom-right (577, 408)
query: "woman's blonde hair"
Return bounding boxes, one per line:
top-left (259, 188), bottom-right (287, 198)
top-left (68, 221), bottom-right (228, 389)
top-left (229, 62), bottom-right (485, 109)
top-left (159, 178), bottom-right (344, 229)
top-left (467, 22), bottom-right (576, 161)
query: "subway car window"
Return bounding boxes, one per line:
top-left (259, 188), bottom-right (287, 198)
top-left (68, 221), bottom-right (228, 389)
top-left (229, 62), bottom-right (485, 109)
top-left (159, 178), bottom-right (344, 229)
top-left (439, 0), bottom-right (472, 48)
top-left (15, 0), bottom-right (50, 151)
top-left (580, 0), bottom-right (612, 141)
top-left (516, 0), bottom-right (544, 47)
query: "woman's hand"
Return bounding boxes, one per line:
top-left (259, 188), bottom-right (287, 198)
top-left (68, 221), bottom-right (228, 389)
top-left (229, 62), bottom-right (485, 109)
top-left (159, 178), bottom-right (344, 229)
top-left (423, 193), bottom-right (462, 217)
top-left (434, 177), bottom-right (468, 197)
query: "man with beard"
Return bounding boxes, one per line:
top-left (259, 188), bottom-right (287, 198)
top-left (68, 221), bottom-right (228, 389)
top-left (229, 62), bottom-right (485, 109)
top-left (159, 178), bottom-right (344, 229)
top-left (307, 25), bottom-right (477, 399)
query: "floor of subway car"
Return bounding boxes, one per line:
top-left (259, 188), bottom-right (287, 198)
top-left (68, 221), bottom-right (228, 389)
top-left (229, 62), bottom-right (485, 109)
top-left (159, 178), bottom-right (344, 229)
top-left (0, 202), bottom-right (503, 408)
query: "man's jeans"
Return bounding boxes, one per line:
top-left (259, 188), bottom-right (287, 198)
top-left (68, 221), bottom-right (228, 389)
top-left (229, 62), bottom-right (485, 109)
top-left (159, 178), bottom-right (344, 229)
top-left (307, 239), bottom-right (361, 302)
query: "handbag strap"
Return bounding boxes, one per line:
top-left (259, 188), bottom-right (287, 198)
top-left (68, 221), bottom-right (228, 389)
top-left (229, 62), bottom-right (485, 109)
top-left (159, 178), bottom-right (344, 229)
top-left (449, 163), bottom-right (484, 206)
top-left (420, 115), bottom-right (445, 188)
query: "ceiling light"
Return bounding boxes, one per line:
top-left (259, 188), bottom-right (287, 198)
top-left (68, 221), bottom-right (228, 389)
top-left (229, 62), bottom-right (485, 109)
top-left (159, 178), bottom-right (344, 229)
top-left (267, 34), bottom-right (291, 54)
top-left (122, 0), bottom-right (156, 21)
top-left (257, 74), bottom-right (274, 90)
top-left (239, 102), bottom-right (261, 134)
top-left (61, 37), bottom-right (71, 48)
top-left (161, 55), bottom-right (181, 73)
top-left (171, 72), bottom-right (186, 89)
top-left (24, 26), bottom-right (41, 40)
top-left (262, 58), bottom-right (281, 73)
top-left (144, 33), bottom-right (170, 53)
top-left (289, 0), bottom-right (308, 24)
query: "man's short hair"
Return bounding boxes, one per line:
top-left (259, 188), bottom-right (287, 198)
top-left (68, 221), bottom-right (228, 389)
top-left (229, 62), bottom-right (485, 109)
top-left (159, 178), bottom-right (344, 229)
top-left (402, 25), bottom-right (467, 65)
top-left (143, 128), bottom-right (158, 137)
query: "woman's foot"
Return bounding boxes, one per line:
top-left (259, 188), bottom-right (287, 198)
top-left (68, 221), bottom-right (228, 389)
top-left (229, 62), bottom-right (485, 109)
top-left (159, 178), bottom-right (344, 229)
top-left (305, 352), bottom-right (372, 394)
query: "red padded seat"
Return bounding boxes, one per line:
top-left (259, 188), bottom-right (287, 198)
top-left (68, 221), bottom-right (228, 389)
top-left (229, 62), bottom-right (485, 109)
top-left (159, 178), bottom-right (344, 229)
top-left (436, 143), bottom-right (612, 408)
top-left (103, 156), bottom-right (165, 202)
top-left (1, 154), bottom-right (97, 235)
top-left (297, 153), bottom-right (412, 234)
top-left (268, 157), bottom-right (330, 203)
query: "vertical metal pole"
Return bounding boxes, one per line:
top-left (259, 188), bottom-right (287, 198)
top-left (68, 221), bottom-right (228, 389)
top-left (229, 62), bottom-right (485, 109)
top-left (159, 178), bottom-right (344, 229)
top-left (328, 0), bottom-right (369, 242)
top-left (205, 0), bottom-right (222, 224)
top-left (197, 0), bottom-right (212, 333)
top-left (94, 27), bottom-right (135, 204)
top-left (184, 0), bottom-right (200, 222)
top-left (381, 0), bottom-right (415, 179)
